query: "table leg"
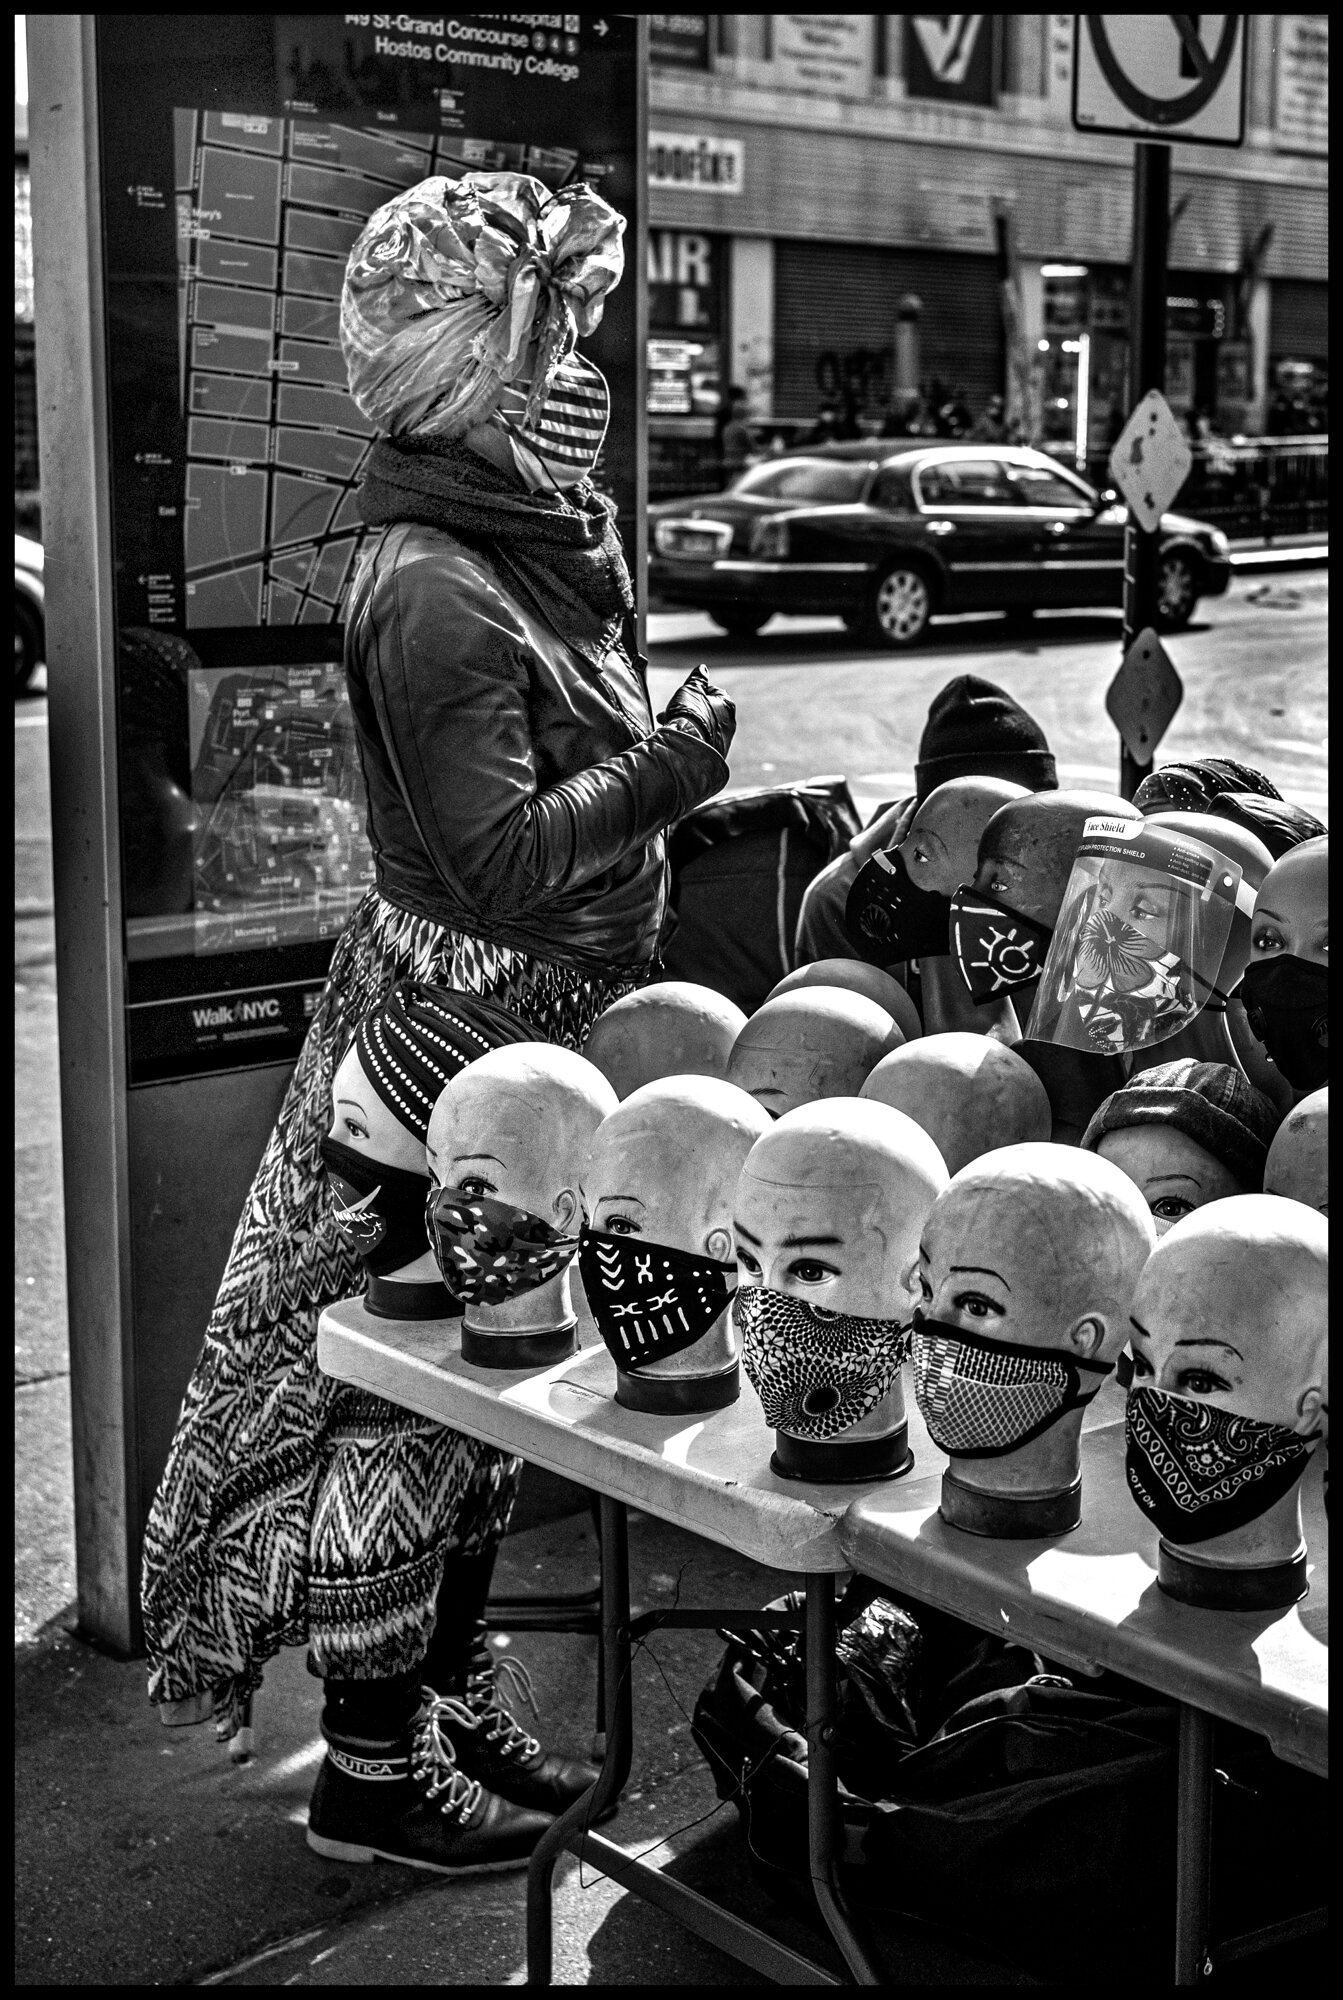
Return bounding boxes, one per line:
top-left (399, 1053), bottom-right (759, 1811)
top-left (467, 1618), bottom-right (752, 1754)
top-left (1174, 1705), bottom-right (1213, 1985)
top-left (805, 1574), bottom-right (885, 1987)
top-left (526, 1495), bottom-right (633, 1987)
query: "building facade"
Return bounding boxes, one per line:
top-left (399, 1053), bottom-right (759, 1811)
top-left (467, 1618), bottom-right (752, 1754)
top-left (648, 14), bottom-right (1328, 492)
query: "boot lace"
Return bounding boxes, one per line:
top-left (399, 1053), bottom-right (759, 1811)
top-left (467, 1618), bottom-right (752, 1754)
top-left (411, 1692), bottom-right (485, 1820)
top-left (454, 1653), bottom-right (543, 1765)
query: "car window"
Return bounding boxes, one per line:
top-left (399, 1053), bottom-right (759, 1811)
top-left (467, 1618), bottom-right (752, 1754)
top-left (1007, 462), bottom-right (1094, 509)
top-left (871, 468), bottom-right (913, 510)
top-left (732, 460), bottom-right (873, 504)
top-left (916, 460), bottom-right (1015, 507)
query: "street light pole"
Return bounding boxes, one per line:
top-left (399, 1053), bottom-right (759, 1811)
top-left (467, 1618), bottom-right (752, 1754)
top-left (1119, 141), bottom-right (1170, 799)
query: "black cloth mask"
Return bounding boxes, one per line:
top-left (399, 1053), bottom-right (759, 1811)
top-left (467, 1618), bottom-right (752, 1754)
top-left (1125, 1385), bottom-right (1318, 1545)
top-left (912, 1310), bottom-right (1111, 1458)
top-left (845, 845), bottom-right (952, 964)
top-left (1238, 957), bottom-right (1329, 1092)
top-left (949, 887), bottom-right (1054, 1005)
top-left (426, 1185), bottom-right (580, 1307)
top-left (320, 1136), bottom-right (433, 1278)
top-left (578, 1228), bottom-right (735, 1369)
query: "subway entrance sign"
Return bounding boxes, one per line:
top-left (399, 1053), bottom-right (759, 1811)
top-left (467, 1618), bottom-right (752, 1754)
top-left (28, 14), bottom-right (645, 1649)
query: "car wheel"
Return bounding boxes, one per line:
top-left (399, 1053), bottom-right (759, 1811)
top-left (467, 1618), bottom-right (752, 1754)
top-left (709, 607), bottom-right (771, 639)
top-left (1155, 552), bottom-right (1197, 630)
top-left (865, 563), bottom-right (933, 648)
top-left (15, 595), bottom-right (42, 695)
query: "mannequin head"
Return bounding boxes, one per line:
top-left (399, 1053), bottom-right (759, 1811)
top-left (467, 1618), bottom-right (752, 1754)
top-left (768, 962), bottom-right (922, 1044)
top-left (1242, 837), bottom-right (1329, 1096)
top-left (1082, 1058), bottom-right (1281, 1234)
top-left (426, 1043), bottom-right (617, 1346)
top-left (1248, 836), bottom-right (1328, 969)
top-left (1263, 1085), bottom-right (1327, 1214)
top-left (970, 791), bottom-right (1141, 927)
top-left (726, 990), bottom-right (905, 1118)
top-left (860, 1033), bottom-right (1050, 1176)
top-left (1142, 810), bottom-right (1273, 991)
top-left (901, 777), bottom-right (1029, 897)
top-left (735, 1097), bottom-right (948, 1478)
top-left (917, 1143), bottom-right (1155, 1528)
top-left (580, 1077), bottom-right (771, 1407)
top-left (332, 1038), bottom-right (431, 1175)
top-left (581, 983), bottom-right (747, 1100)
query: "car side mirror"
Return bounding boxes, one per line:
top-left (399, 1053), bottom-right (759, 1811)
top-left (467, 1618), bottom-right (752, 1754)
top-left (1093, 487), bottom-right (1118, 513)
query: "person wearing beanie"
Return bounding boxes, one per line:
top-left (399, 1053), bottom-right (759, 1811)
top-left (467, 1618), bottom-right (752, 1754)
top-left (1080, 1057), bottom-right (1282, 1235)
top-left (795, 675), bottom-right (1057, 967)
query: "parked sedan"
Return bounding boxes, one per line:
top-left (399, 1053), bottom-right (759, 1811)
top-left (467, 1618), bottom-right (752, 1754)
top-left (15, 533), bottom-right (45, 693)
top-left (649, 444), bottom-right (1232, 646)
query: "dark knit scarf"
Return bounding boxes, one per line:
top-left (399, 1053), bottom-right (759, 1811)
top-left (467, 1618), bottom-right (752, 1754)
top-left (358, 432), bottom-right (635, 668)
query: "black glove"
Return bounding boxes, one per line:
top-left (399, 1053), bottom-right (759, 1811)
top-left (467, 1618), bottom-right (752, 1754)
top-left (658, 664), bottom-right (736, 760)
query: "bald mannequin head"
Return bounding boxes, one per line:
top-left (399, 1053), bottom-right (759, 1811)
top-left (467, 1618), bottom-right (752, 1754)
top-left (1249, 836), bottom-right (1329, 968)
top-left (1263, 1086), bottom-right (1327, 1215)
top-left (972, 790), bottom-right (1141, 927)
top-left (860, 1033), bottom-right (1051, 1177)
top-left (769, 961), bottom-right (922, 1044)
top-left (726, 990), bottom-right (905, 1118)
top-left (1144, 810), bottom-right (1273, 988)
top-left (901, 776), bottom-right (1029, 897)
top-left (581, 983), bottom-right (747, 1100)
top-left (921, 1142), bottom-right (1156, 1365)
top-left (1129, 1195), bottom-right (1327, 1434)
top-left (583, 1076), bottom-right (771, 1262)
top-left (427, 1043), bottom-right (617, 1231)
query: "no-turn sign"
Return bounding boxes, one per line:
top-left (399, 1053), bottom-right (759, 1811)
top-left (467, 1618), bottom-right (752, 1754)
top-left (1073, 16), bottom-right (1246, 147)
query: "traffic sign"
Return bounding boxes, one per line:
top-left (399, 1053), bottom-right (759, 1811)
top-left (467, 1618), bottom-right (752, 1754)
top-left (1106, 628), bottom-right (1183, 766)
top-left (1109, 388), bottom-right (1192, 533)
top-left (1073, 16), bottom-right (1246, 147)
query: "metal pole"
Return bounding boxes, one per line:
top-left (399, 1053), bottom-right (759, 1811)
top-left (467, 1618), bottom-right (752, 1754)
top-left (805, 1575), bottom-right (884, 1985)
top-left (1174, 1705), bottom-right (1214, 1984)
top-left (1119, 141), bottom-right (1170, 800)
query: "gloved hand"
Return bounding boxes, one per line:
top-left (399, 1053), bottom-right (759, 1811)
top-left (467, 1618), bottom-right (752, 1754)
top-left (850, 795), bottom-right (916, 863)
top-left (658, 663), bottom-right (736, 760)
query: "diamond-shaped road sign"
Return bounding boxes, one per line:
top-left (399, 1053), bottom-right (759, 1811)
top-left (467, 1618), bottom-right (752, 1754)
top-left (1106, 627), bottom-right (1184, 766)
top-left (1108, 389), bottom-right (1193, 533)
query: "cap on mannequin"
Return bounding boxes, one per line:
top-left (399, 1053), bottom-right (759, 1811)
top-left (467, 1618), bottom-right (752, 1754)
top-left (970, 790), bottom-right (1141, 927)
top-left (768, 961), bottom-right (922, 1043)
top-left (581, 1077), bottom-right (772, 1405)
top-left (900, 776), bottom-right (1029, 897)
top-left (726, 989), bottom-right (905, 1117)
top-left (1082, 1058), bottom-right (1280, 1233)
top-left (581, 982), bottom-right (747, 1100)
top-left (859, 1032), bottom-right (1051, 1176)
top-left (1263, 1085), bottom-right (1328, 1215)
top-left (426, 1044), bottom-right (617, 1340)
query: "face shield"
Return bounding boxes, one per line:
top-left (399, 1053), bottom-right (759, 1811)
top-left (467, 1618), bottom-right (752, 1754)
top-left (1024, 817), bottom-right (1251, 1057)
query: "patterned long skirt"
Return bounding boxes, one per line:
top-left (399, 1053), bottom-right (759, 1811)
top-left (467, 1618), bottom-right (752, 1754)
top-left (141, 889), bottom-right (640, 1742)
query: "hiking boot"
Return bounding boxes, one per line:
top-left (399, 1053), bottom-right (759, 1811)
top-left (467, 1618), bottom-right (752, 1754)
top-left (436, 1631), bottom-right (606, 1819)
top-left (306, 1689), bottom-right (552, 1875)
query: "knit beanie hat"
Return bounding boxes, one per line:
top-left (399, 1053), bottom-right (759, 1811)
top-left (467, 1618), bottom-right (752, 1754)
top-left (1080, 1058), bottom-right (1282, 1193)
top-left (352, 980), bottom-right (535, 1141)
top-left (1208, 790), bottom-right (1327, 860)
top-left (914, 675), bottom-right (1058, 801)
top-left (1133, 757), bottom-right (1281, 813)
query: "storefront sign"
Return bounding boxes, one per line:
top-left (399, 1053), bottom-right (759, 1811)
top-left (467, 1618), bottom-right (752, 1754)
top-left (774, 15), bottom-right (874, 99)
top-left (647, 336), bottom-right (720, 419)
top-left (649, 13), bottom-right (711, 69)
top-left (648, 229), bottom-right (721, 332)
top-left (1275, 15), bottom-right (1329, 155)
top-left (904, 15), bottom-right (997, 105)
top-left (648, 130), bottom-right (743, 192)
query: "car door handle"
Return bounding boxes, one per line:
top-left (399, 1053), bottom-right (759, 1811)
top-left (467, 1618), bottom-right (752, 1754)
top-left (925, 519), bottom-right (956, 536)
top-left (1047, 520), bottom-right (1068, 534)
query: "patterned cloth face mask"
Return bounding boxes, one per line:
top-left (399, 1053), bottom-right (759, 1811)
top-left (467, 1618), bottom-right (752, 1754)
top-left (845, 844), bottom-right (952, 964)
top-left (912, 1310), bottom-right (1112, 1458)
top-left (948, 888), bottom-right (1054, 1004)
top-left (1125, 1385), bottom-right (1319, 1545)
top-left (496, 353), bottom-right (610, 492)
top-left (319, 1136), bottom-right (433, 1277)
top-left (736, 1286), bottom-right (912, 1441)
top-left (578, 1228), bottom-right (736, 1370)
top-left (425, 1186), bottom-right (581, 1307)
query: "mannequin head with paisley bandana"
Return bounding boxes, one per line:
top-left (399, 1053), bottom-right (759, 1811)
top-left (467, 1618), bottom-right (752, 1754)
top-left (425, 1042), bottom-right (616, 1364)
top-left (914, 1142), bottom-right (1155, 1536)
top-left (1126, 1193), bottom-right (1327, 1606)
top-left (579, 1076), bottom-right (771, 1412)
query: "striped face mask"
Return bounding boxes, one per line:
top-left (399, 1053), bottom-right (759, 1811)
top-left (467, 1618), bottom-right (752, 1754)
top-left (497, 353), bottom-right (610, 491)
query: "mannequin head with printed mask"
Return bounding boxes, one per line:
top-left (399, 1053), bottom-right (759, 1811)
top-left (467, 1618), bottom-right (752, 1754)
top-left (579, 1077), bottom-right (772, 1412)
top-left (767, 963), bottom-right (923, 1046)
top-left (1263, 1085), bottom-right (1327, 1214)
top-left (734, 1098), bottom-right (948, 1481)
top-left (860, 1033), bottom-right (1051, 1177)
top-left (426, 1043), bottom-right (617, 1365)
top-left (328, 1040), bottom-right (440, 1287)
top-left (1127, 1195), bottom-right (1327, 1607)
top-left (581, 982), bottom-right (748, 1101)
top-left (915, 1143), bottom-right (1155, 1535)
top-left (726, 989), bottom-right (906, 1119)
top-left (1241, 837), bottom-right (1328, 1100)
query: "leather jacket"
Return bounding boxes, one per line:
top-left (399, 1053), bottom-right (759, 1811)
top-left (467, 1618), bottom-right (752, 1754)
top-left (343, 522), bottom-right (728, 973)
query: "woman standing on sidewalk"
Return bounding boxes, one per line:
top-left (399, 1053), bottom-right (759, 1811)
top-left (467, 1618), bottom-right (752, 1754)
top-left (141, 170), bottom-right (736, 1875)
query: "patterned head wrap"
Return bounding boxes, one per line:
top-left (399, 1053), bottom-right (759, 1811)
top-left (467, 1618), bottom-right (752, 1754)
top-left (340, 171), bottom-right (626, 441)
top-left (352, 980), bottom-right (536, 1141)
